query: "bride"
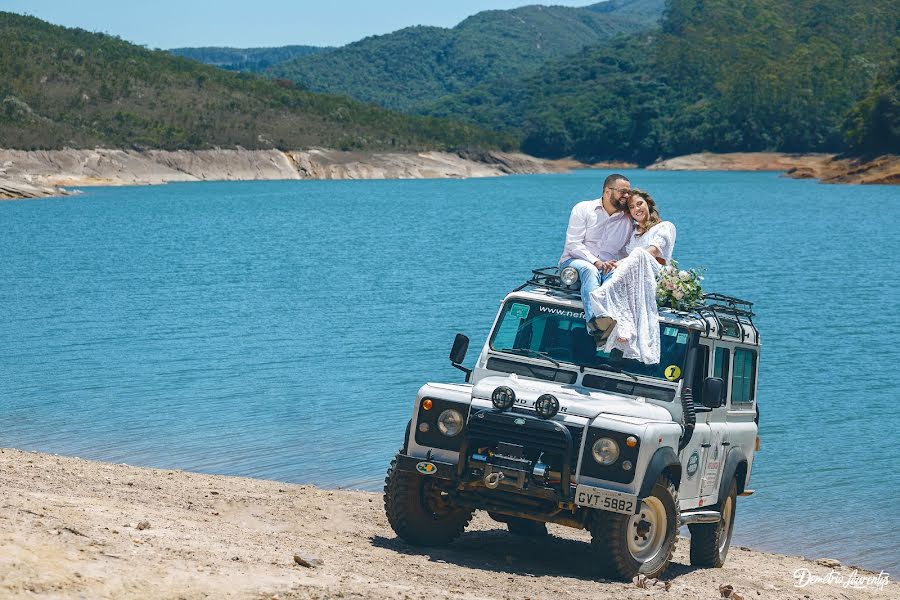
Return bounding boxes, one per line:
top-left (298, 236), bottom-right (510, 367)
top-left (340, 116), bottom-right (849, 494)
top-left (588, 189), bottom-right (676, 364)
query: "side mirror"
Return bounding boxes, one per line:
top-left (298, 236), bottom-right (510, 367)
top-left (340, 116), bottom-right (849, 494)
top-left (701, 377), bottom-right (725, 409)
top-left (449, 333), bottom-right (471, 379)
top-left (450, 333), bottom-right (469, 365)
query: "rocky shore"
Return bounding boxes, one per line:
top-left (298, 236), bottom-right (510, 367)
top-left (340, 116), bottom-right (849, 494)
top-left (784, 154), bottom-right (900, 184)
top-left (3, 149), bottom-right (894, 201)
top-left (0, 448), bottom-right (893, 599)
top-left (0, 148), bottom-right (570, 199)
top-left (648, 152), bottom-right (899, 184)
top-left (0, 178), bottom-right (73, 200)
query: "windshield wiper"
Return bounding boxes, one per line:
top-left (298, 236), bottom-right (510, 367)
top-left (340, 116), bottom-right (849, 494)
top-left (598, 364), bottom-right (639, 382)
top-left (500, 348), bottom-right (561, 368)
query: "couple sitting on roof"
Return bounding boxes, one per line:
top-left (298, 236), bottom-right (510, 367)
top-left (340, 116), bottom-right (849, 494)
top-left (559, 173), bottom-right (676, 365)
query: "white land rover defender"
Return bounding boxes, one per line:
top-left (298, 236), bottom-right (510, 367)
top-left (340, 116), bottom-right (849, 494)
top-left (384, 267), bottom-right (760, 580)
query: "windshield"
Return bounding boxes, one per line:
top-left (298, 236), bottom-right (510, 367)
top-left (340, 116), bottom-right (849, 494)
top-left (488, 299), bottom-right (691, 381)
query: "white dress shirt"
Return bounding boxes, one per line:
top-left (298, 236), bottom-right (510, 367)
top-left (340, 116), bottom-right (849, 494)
top-left (559, 199), bottom-right (635, 265)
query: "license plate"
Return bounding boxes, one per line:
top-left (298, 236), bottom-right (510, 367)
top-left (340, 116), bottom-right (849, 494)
top-left (575, 484), bottom-right (637, 515)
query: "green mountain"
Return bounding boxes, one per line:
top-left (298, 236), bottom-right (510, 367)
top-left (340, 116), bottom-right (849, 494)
top-left (844, 42), bottom-right (899, 154)
top-left (169, 45), bottom-right (330, 73)
top-left (267, 0), bottom-right (665, 113)
top-left (0, 12), bottom-right (509, 151)
top-left (429, 0), bottom-right (898, 163)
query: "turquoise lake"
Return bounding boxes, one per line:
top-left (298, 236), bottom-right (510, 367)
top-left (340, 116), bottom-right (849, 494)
top-left (2, 170), bottom-right (898, 572)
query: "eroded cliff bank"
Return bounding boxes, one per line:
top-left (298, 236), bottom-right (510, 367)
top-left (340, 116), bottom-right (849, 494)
top-left (0, 147), bottom-right (571, 199)
top-left (648, 152), bottom-right (899, 184)
top-left (0, 178), bottom-right (73, 200)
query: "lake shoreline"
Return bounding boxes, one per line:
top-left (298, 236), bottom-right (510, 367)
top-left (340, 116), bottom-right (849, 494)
top-left (0, 147), bottom-right (579, 200)
top-left (0, 447), bottom-right (893, 599)
top-left (647, 151), bottom-right (899, 184)
top-left (2, 148), bottom-right (895, 201)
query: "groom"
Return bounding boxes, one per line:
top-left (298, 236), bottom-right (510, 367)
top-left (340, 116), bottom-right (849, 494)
top-left (559, 173), bottom-right (634, 336)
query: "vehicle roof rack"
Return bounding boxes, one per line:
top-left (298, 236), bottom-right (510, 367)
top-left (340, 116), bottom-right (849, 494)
top-left (514, 268), bottom-right (759, 343)
top-left (696, 293), bottom-right (758, 342)
top-left (515, 266), bottom-right (580, 296)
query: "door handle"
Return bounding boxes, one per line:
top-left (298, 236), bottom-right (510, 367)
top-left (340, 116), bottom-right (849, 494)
top-left (721, 441), bottom-right (731, 446)
top-left (701, 443), bottom-right (711, 448)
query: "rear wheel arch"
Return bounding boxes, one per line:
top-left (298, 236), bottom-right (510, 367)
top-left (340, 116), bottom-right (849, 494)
top-left (733, 460), bottom-right (748, 495)
top-left (718, 448), bottom-right (747, 504)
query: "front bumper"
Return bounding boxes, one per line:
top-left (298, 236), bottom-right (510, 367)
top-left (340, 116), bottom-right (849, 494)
top-left (398, 409), bottom-right (577, 506)
top-left (395, 454), bottom-right (458, 481)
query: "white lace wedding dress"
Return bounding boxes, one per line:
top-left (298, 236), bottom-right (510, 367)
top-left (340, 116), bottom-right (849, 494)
top-left (588, 221), bottom-right (676, 364)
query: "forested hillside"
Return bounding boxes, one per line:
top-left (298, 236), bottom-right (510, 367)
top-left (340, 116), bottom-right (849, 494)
top-left (169, 45), bottom-right (330, 73)
top-left (844, 45), bottom-right (899, 154)
top-left (267, 0), bottom-right (664, 113)
top-left (0, 13), bottom-right (509, 151)
top-left (427, 0), bottom-right (897, 163)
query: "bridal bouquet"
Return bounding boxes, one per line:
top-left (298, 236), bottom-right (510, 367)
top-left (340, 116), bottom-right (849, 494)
top-left (657, 261), bottom-right (704, 311)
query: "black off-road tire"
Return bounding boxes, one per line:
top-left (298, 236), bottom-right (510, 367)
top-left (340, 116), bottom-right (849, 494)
top-left (383, 455), bottom-right (473, 546)
top-left (506, 517), bottom-right (549, 537)
top-left (589, 475), bottom-right (678, 580)
top-left (689, 478), bottom-right (737, 567)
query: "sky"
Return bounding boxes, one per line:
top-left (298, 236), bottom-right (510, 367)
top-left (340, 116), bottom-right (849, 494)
top-left (2, 1), bottom-right (597, 49)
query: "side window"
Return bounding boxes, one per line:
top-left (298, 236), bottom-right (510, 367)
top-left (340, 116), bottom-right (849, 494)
top-left (691, 345), bottom-right (710, 405)
top-left (721, 320), bottom-right (741, 338)
top-left (731, 348), bottom-right (757, 407)
top-left (713, 347), bottom-right (730, 382)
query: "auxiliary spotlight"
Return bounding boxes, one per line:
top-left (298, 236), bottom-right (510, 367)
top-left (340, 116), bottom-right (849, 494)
top-left (559, 266), bottom-right (579, 287)
top-left (534, 394), bottom-right (559, 419)
top-left (491, 386), bottom-right (516, 411)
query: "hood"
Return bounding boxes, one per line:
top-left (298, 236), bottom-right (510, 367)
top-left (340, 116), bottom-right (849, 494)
top-left (472, 374), bottom-right (674, 422)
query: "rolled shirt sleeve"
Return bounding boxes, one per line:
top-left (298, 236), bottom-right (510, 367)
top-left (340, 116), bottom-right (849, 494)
top-left (561, 204), bottom-right (600, 265)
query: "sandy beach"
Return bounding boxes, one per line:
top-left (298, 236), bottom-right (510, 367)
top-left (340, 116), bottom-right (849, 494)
top-left (0, 448), bottom-right (892, 599)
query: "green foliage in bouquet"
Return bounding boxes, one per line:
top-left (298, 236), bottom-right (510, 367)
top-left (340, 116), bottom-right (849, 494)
top-left (657, 260), bottom-right (704, 312)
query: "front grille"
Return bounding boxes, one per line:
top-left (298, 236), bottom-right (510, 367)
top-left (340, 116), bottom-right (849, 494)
top-left (467, 410), bottom-right (581, 472)
top-left (510, 407), bottom-right (584, 467)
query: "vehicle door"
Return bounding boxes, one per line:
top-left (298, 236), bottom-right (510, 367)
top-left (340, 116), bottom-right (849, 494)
top-left (677, 341), bottom-right (711, 506)
top-left (722, 345), bottom-right (760, 491)
top-left (699, 344), bottom-right (731, 505)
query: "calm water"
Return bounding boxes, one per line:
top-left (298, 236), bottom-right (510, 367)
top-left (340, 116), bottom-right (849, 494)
top-left (2, 171), bottom-right (898, 572)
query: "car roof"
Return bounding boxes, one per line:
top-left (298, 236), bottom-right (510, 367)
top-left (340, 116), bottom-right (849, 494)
top-left (503, 268), bottom-right (760, 345)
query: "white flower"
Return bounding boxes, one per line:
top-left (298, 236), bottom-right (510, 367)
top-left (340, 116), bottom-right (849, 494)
top-left (673, 289), bottom-right (685, 300)
top-left (665, 281), bottom-right (676, 291)
top-left (679, 270), bottom-right (690, 281)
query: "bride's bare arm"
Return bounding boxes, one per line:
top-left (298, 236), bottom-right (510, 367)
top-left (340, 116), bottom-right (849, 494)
top-left (643, 245), bottom-right (666, 265)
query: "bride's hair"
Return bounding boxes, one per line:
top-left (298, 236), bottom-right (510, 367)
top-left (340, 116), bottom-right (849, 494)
top-left (629, 189), bottom-right (661, 235)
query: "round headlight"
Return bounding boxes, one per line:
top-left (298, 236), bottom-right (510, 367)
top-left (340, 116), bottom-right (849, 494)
top-left (534, 394), bottom-right (559, 419)
top-left (591, 437), bottom-right (620, 465)
top-left (491, 386), bottom-right (516, 411)
top-left (437, 409), bottom-right (464, 437)
top-left (560, 266), bottom-right (580, 287)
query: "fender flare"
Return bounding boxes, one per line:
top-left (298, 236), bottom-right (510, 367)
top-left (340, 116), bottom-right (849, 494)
top-left (638, 447), bottom-right (682, 499)
top-left (402, 419), bottom-right (412, 454)
top-left (717, 447), bottom-right (748, 504)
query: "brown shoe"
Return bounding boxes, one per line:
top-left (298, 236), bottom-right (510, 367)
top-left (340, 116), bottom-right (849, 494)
top-left (589, 316), bottom-right (615, 333)
top-left (591, 317), bottom-right (617, 347)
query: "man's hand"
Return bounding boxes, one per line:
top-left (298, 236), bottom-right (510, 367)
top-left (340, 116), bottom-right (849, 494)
top-left (593, 259), bottom-right (617, 274)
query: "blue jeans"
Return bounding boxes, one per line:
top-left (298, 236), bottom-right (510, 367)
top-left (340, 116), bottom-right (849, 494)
top-left (560, 258), bottom-right (614, 323)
